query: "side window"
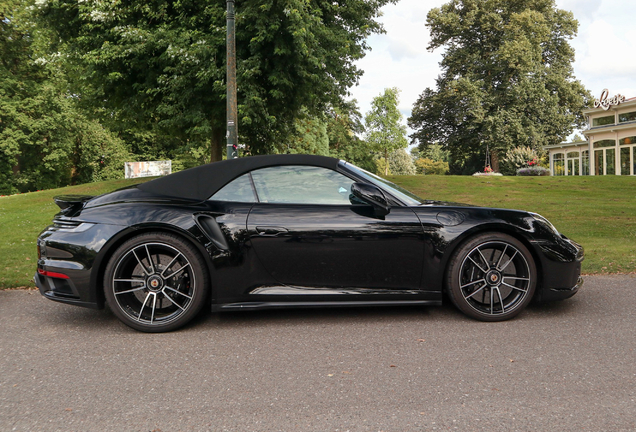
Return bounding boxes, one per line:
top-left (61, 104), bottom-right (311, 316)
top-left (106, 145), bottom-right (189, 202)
top-left (209, 174), bottom-right (257, 202)
top-left (251, 165), bottom-right (354, 204)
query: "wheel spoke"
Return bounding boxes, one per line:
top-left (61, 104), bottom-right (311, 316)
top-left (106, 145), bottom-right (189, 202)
top-left (160, 253), bottom-right (183, 277)
top-left (137, 292), bottom-right (151, 321)
top-left (495, 245), bottom-right (508, 270)
top-left (461, 278), bottom-right (486, 289)
top-left (132, 249), bottom-right (149, 274)
top-left (503, 276), bottom-right (530, 281)
top-left (465, 284), bottom-right (486, 299)
top-left (502, 281), bottom-right (527, 293)
top-left (150, 293), bottom-right (157, 324)
top-left (476, 248), bottom-right (491, 268)
top-left (115, 286), bottom-right (147, 295)
top-left (162, 291), bottom-right (186, 311)
top-left (490, 288), bottom-right (494, 314)
top-left (468, 256), bottom-right (487, 273)
top-left (114, 278), bottom-right (145, 283)
top-left (164, 263), bottom-right (190, 280)
top-left (164, 286), bottom-right (193, 300)
top-left (499, 250), bottom-right (518, 272)
top-left (144, 244), bottom-right (155, 274)
top-left (494, 286), bottom-right (505, 313)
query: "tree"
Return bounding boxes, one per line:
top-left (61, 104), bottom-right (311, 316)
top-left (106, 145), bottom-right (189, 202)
top-left (0, 0), bottom-right (128, 194)
top-left (365, 88), bottom-right (408, 175)
top-left (388, 149), bottom-right (415, 175)
top-left (408, 0), bottom-right (591, 175)
top-left (37, 0), bottom-right (397, 162)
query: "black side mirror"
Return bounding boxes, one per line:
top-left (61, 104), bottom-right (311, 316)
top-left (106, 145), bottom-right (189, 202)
top-left (351, 182), bottom-right (391, 217)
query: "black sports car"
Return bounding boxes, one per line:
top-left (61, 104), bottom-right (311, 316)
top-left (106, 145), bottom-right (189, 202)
top-left (35, 154), bottom-right (583, 332)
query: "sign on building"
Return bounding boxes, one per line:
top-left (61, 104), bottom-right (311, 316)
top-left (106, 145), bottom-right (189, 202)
top-left (125, 160), bottom-right (172, 179)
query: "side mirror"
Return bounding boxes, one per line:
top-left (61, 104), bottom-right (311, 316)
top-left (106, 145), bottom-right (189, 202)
top-left (351, 182), bottom-right (390, 217)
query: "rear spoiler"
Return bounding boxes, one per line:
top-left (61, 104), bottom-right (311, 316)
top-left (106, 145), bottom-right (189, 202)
top-left (53, 195), bottom-right (94, 212)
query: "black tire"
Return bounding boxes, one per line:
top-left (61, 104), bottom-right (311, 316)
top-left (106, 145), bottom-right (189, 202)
top-left (104, 232), bottom-right (209, 332)
top-left (446, 233), bottom-right (536, 322)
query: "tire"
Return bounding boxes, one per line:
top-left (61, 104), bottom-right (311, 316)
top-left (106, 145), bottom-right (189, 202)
top-left (446, 233), bottom-right (536, 322)
top-left (103, 232), bottom-right (209, 332)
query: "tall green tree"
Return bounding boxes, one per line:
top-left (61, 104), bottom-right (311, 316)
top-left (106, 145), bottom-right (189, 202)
top-left (365, 87), bottom-right (408, 175)
top-left (0, 0), bottom-right (128, 193)
top-left (408, 0), bottom-right (591, 174)
top-left (36, 0), bottom-right (396, 162)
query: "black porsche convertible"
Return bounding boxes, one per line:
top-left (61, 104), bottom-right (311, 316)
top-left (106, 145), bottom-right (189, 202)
top-left (35, 154), bottom-right (583, 332)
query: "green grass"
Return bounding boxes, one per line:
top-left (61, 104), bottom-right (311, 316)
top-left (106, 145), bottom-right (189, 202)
top-left (389, 175), bottom-right (636, 275)
top-left (0, 178), bottom-right (151, 289)
top-left (1, 175), bottom-right (634, 289)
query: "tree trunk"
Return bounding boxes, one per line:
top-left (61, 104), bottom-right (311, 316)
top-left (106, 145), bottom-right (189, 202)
top-left (490, 149), bottom-right (500, 172)
top-left (384, 148), bottom-right (389, 176)
top-left (210, 127), bottom-right (224, 162)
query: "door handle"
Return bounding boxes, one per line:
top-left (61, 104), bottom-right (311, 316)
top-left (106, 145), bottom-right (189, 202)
top-left (255, 226), bottom-right (289, 236)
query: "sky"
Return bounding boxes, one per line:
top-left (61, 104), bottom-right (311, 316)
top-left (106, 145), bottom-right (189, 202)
top-left (349, 0), bottom-right (636, 140)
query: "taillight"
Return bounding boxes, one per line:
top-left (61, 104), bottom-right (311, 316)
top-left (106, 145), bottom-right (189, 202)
top-left (38, 269), bottom-right (69, 279)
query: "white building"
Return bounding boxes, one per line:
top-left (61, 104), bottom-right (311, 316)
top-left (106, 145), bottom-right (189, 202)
top-left (545, 90), bottom-right (636, 176)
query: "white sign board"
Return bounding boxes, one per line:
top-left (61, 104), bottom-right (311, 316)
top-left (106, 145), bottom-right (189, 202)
top-left (125, 160), bottom-right (172, 179)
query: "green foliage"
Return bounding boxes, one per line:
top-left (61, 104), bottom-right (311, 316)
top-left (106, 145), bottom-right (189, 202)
top-left (326, 101), bottom-right (376, 172)
top-left (374, 158), bottom-right (391, 176)
top-left (415, 158), bottom-right (450, 175)
top-left (408, 0), bottom-right (592, 175)
top-left (285, 114), bottom-right (330, 156)
top-left (365, 88), bottom-right (409, 175)
top-left (500, 146), bottom-right (540, 176)
top-left (0, 0), bottom-right (128, 193)
top-left (36, 0), bottom-right (396, 161)
top-left (388, 149), bottom-right (416, 175)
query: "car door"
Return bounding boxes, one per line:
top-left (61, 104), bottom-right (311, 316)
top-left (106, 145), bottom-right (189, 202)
top-left (245, 165), bottom-right (425, 293)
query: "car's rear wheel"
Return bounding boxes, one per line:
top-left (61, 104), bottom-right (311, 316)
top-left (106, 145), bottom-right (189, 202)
top-left (104, 232), bottom-right (209, 332)
top-left (446, 233), bottom-right (536, 321)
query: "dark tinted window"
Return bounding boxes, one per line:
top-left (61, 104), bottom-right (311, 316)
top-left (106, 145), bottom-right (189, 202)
top-left (210, 174), bottom-right (257, 202)
top-left (251, 166), bottom-right (354, 204)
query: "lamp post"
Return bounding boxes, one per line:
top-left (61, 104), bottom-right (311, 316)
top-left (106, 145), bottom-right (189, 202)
top-left (226, 0), bottom-right (238, 159)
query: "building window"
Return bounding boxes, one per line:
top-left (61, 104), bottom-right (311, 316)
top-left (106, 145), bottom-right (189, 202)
top-left (592, 115), bottom-right (615, 127)
top-left (594, 150), bottom-right (604, 175)
top-left (553, 153), bottom-right (565, 176)
top-left (619, 136), bottom-right (636, 145)
top-left (566, 152), bottom-right (580, 176)
top-left (621, 148), bottom-right (631, 175)
top-left (582, 150), bottom-right (590, 175)
top-left (606, 149), bottom-right (616, 175)
top-left (593, 139), bottom-right (616, 148)
top-left (619, 112), bottom-right (636, 123)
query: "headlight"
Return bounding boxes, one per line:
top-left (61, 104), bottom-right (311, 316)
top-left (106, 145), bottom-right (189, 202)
top-left (530, 213), bottom-right (560, 236)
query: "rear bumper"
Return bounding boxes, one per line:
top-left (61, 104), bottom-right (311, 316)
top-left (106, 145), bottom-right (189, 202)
top-left (34, 271), bottom-right (101, 310)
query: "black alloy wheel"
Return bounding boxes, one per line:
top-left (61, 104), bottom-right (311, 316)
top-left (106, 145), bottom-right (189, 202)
top-left (104, 232), bottom-right (209, 332)
top-left (446, 233), bottom-right (536, 321)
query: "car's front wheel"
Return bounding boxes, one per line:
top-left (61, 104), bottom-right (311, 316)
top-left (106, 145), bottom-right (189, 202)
top-left (104, 232), bottom-right (209, 332)
top-left (446, 233), bottom-right (536, 321)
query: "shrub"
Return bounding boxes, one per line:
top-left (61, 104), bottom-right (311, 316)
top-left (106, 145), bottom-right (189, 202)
top-left (517, 167), bottom-right (550, 176)
top-left (500, 146), bottom-right (540, 176)
top-left (388, 149), bottom-right (416, 175)
top-left (415, 158), bottom-right (449, 175)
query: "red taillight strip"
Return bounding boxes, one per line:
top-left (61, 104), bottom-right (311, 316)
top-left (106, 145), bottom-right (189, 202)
top-left (38, 269), bottom-right (70, 279)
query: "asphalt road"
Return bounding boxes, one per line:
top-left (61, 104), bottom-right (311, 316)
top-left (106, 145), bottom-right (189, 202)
top-left (1, 275), bottom-right (635, 432)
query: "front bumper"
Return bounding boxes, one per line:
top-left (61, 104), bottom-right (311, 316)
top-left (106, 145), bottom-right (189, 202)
top-left (531, 236), bottom-right (584, 303)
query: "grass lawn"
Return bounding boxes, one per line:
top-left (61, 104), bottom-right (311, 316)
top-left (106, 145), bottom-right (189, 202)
top-left (1, 175), bottom-right (634, 289)
top-left (0, 178), bottom-right (151, 289)
top-left (390, 175), bottom-right (636, 275)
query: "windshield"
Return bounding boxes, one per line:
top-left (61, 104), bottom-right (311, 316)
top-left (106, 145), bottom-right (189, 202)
top-left (340, 161), bottom-right (424, 206)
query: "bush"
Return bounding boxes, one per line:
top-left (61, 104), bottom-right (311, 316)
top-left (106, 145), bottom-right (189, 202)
top-left (388, 149), bottom-right (416, 175)
top-left (500, 146), bottom-right (540, 176)
top-left (415, 158), bottom-right (449, 175)
top-left (517, 167), bottom-right (550, 176)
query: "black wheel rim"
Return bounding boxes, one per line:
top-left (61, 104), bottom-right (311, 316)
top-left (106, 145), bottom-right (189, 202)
top-left (111, 242), bottom-right (196, 325)
top-left (459, 241), bottom-right (531, 316)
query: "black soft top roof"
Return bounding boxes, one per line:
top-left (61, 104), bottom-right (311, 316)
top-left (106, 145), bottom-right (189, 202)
top-left (137, 154), bottom-right (340, 201)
